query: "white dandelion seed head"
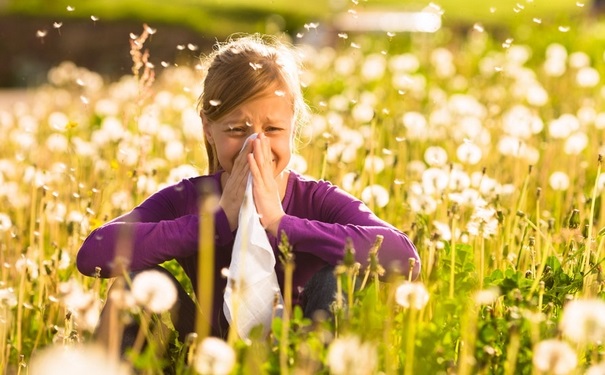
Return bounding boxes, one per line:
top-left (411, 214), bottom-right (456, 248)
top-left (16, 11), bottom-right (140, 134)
top-left (532, 339), bottom-right (577, 375)
top-left (131, 269), bottom-right (178, 313)
top-left (334, 54), bottom-right (356, 76)
top-left (361, 184), bottom-right (390, 208)
top-left (456, 142), bottom-right (482, 165)
top-left (421, 167), bottom-right (449, 195)
top-left (164, 164), bottom-right (199, 185)
top-left (327, 335), bottom-right (378, 375)
top-left (388, 53), bottom-right (420, 73)
top-left (526, 83), bottom-right (549, 106)
top-left (432, 220), bottom-right (452, 241)
top-left (549, 114), bottom-right (580, 139)
top-left (549, 171), bottom-right (570, 191)
top-left (363, 155), bottom-right (385, 174)
top-left (586, 362), bottom-right (605, 375)
top-left (545, 43), bottom-right (568, 62)
top-left (164, 140), bottom-right (185, 162)
top-left (560, 299), bottom-right (605, 345)
top-left (0, 287), bottom-right (17, 307)
top-left (448, 168), bottom-right (471, 191)
top-left (351, 102), bottom-right (375, 123)
top-left (569, 51), bottom-right (590, 69)
top-left (181, 108), bottom-right (204, 141)
top-left (402, 111), bottom-right (428, 141)
top-left (0, 213), bottom-right (12, 232)
top-left (576, 66), bottom-right (600, 88)
top-left (502, 105), bottom-right (543, 139)
top-left (474, 287), bottom-right (500, 305)
top-left (361, 53), bottom-right (387, 81)
top-left (287, 153), bottom-right (308, 174)
top-left (193, 337), bottom-right (236, 375)
top-left (341, 172), bottom-right (361, 193)
top-left (423, 146), bottom-right (448, 167)
top-left (30, 344), bottom-right (131, 375)
top-left (563, 132), bottom-right (588, 155)
top-left (543, 59), bottom-right (566, 77)
top-left (395, 281), bottom-right (429, 310)
top-left (46, 133), bottom-right (69, 153)
top-left (48, 111), bottom-right (70, 132)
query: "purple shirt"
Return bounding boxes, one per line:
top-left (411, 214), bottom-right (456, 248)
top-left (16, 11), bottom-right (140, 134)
top-left (77, 171), bottom-right (419, 332)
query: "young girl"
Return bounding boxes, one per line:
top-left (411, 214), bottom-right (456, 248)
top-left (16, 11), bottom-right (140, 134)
top-left (76, 34), bottom-right (420, 340)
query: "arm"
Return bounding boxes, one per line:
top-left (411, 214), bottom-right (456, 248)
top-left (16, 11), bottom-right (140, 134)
top-left (76, 178), bottom-right (234, 278)
top-left (278, 181), bottom-right (420, 279)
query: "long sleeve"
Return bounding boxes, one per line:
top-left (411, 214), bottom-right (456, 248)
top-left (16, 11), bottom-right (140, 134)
top-left (76, 175), bottom-right (233, 277)
top-left (278, 173), bottom-right (420, 279)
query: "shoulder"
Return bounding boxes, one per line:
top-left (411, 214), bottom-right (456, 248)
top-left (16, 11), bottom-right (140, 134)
top-left (152, 173), bottom-right (221, 201)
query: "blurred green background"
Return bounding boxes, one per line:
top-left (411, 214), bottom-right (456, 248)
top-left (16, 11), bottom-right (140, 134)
top-left (0, 0), bottom-right (595, 87)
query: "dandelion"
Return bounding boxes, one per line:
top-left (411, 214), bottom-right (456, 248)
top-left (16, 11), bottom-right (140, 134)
top-left (0, 288), bottom-right (17, 307)
top-left (549, 171), bottom-right (570, 191)
top-left (193, 337), bottom-right (236, 375)
top-left (474, 287), bottom-right (500, 305)
top-left (326, 335), bottom-right (378, 375)
top-left (351, 102), bottom-right (374, 123)
top-left (421, 167), bottom-right (449, 195)
top-left (29, 344), bottom-right (130, 375)
top-left (131, 269), bottom-right (178, 313)
top-left (361, 54), bottom-right (386, 81)
top-left (363, 155), bottom-right (385, 174)
top-left (586, 362), bottom-right (605, 375)
top-left (532, 339), bottom-right (577, 375)
top-left (424, 146), bottom-right (448, 166)
top-left (0, 213), bottom-right (12, 232)
top-left (361, 184), bottom-right (390, 208)
top-left (560, 298), bottom-right (605, 344)
top-left (576, 66), bottom-right (600, 88)
top-left (402, 112), bottom-right (428, 140)
top-left (395, 281), bottom-right (429, 309)
top-left (287, 153), bottom-right (308, 174)
top-left (456, 142), bottom-right (482, 164)
top-left (563, 132), bottom-right (588, 155)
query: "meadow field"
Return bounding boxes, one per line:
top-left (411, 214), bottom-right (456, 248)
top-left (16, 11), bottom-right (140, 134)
top-left (3, 1), bottom-right (605, 374)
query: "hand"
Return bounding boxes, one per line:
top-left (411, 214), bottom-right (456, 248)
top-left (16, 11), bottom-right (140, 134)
top-left (248, 132), bottom-right (285, 236)
top-left (219, 140), bottom-right (252, 231)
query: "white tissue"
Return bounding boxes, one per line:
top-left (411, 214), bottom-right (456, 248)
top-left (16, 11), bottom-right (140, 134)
top-left (223, 133), bottom-right (283, 338)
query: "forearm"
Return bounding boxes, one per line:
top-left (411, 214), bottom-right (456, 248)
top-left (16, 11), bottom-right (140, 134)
top-left (278, 215), bottom-right (420, 279)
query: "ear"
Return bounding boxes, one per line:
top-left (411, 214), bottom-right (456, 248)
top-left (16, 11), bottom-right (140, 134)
top-left (201, 114), bottom-right (214, 145)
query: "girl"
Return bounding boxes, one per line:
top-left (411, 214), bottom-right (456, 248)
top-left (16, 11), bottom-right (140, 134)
top-left (77, 34), bottom-right (420, 340)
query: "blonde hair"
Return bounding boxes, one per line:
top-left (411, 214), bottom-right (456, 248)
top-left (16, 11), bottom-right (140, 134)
top-left (197, 34), bottom-right (310, 173)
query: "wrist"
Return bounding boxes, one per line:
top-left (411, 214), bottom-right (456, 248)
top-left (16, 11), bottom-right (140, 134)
top-left (263, 213), bottom-right (284, 236)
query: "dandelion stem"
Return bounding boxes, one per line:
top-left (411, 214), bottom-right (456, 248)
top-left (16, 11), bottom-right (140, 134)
top-left (582, 156), bottom-right (602, 286)
top-left (403, 308), bottom-right (417, 375)
top-left (449, 217), bottom-right (457, 299)
top-left (196, 191), bottom-right (216, 342)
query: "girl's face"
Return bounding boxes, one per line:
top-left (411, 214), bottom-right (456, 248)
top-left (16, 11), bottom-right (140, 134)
top-left (203, 86), bottom-right (295, 177)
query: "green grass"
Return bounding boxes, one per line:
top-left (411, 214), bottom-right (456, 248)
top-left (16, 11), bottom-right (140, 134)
top-left (3, 0), bottom-right (589, 37)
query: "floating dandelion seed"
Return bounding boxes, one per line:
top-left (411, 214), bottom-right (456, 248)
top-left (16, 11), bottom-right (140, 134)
top-left (194, 337), bottom-right (236, 375)
top-left (53, 22), bottom-right (62, 29)
top-left (145, 25), bottom-right (156, 34)
top-left (176, 44), bottom-right (186, 50)
top-left (129, 33), bottom-right (138, 40)
top-left (577, 1), bottom-right (585, 6)
top-left (90, 15), bottom-right (99, 22)
top-left (304, 22), bottom-right (319, 31)
top-left (161, 61), bottom-right (170, 67)
top-left (532, 339), bottom-right (577, 375)
top-left (386, 31), bottom-right (396, 37)
top-left (558, 25), bottom-right (570, 32)
top-left (533, 17), bottom-right (542, 23)
top-left (274, 90), bottom-right (285, 97)
top-left (338, 33), bottom-right (348, 39)
top-left (0, 213), bottom-right (12, 232)
top-left (80, 96), bottom-right (89, 105)
top-left (187, 43), bottom-right (198, 51)
top-left (66, 5), bottom-right (75, 11)
top-left (350, 42), bottom-right (361, 49)
top-left (249, 62), bottom-right (263, 70)
top-left (36, 29), bottom-right (48, 38)
top-left (209, 99), bottom-right (222, 107)
top-left (502, 38), bottom-right (514, 49)
top-left (245, 121), bottom-right (253, 127)
top-left (473, 23), bottom-right (485, 32)
top-left (296, 32), bottom-right (304, 39)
